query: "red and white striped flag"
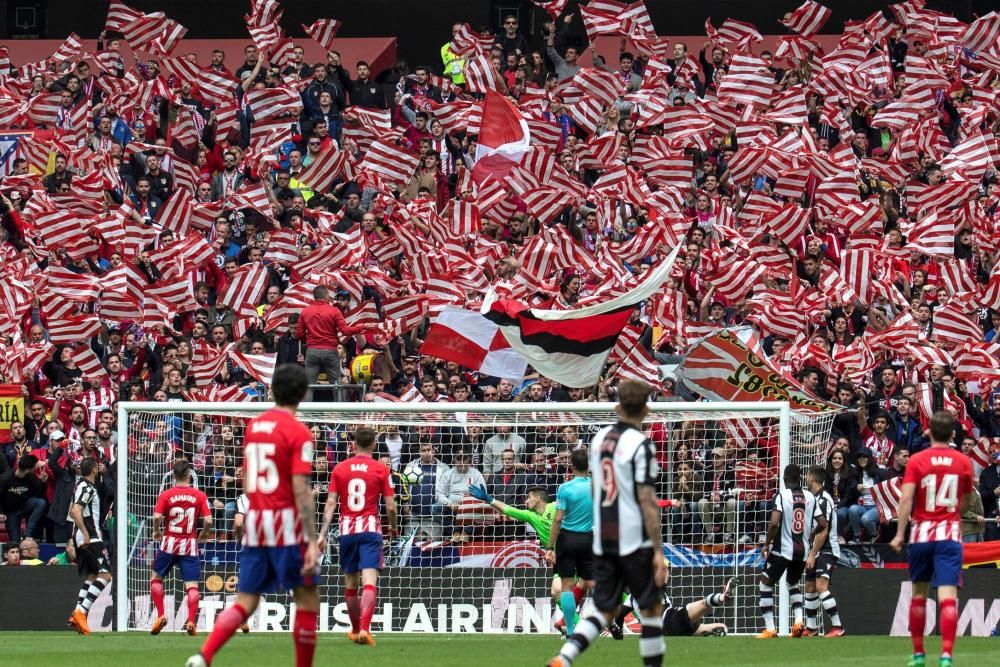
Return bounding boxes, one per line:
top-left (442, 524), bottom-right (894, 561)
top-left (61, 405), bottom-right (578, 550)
top-left (105, 0), bottom-right (143, 31)
top-left (47, 314), bottom-right (102, 345)
top-left (245, 85), bottom-right (303, 121)
top-left (230, 350), bottom-right (277, 385)
top-left (871, 476), bottom-right (903, 523)
top-left (302, 19), bottom-right (342, 51)
top-left (71, 345), bottom-right (109, 381)
top-left (717, 54), bottom-right (773, 107)
top-left (297, 146), bottom-right (350, 192)
top-left (218, 263), bottom-right (268, 312)
top-left (959, 11), bottom-right (1000, 54)
top-left (360, 139), bottom-right (421, 186)
top-left (904, 212), bottom-right (954, 257)
top-left (780, 1), bottom-right (832, 37)
top-left (463, 54), bottom-right (504, 93)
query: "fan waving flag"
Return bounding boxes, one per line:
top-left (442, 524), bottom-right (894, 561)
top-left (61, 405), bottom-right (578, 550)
top-left (473, 90), bottom-right (530, 184)
top-left (481, 246), bottom-right (681, 388)
top-left (422, 307), bottom-right (528, 380)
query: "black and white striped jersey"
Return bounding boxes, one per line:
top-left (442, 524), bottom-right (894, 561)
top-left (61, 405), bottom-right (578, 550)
top-left (589, 421), bottom-right (659, 557)
top-left (70, 478), bottom-right (103, 546)
top-left (771, 487), bottom-right (821, 561)
top-left (813, 490), bottom-right (840, 557)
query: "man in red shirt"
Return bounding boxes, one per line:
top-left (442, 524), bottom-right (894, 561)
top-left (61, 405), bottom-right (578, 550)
top-left (296, 286), bottom-right (370, 401)
top-left (319, 427), bottom-right (397, 646)
top-left (890, 411), bottom-right (974, 667)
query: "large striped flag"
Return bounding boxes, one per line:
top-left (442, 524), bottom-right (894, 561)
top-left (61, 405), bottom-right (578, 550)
top-left (480, 246), bottom-right (680, 388)
top-left (421, 307), bottom-right (528, 380)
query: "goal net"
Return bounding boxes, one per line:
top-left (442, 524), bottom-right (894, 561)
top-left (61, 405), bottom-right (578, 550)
top-left (115, 401), bottom-right (836, 635)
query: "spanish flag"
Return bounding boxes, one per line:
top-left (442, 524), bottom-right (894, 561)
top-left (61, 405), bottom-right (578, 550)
top-left (962, 541), bottom-right (1000, 568)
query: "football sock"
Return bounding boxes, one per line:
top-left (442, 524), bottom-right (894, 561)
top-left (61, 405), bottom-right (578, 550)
top-left (150, 579), bottom-right (165, 618)
top-left (758, 583), bottom-right (775, 631)
top-left (293, 608), bottom-right (318, 667)
top-left (561, 592), bottom-right (578, 635)
top-left (804, 592), bottom-right (819, 630)
top-left (559, 612), bottom-right (606, 663)
top-left (201, 603), bottom-right (249, 663)
top-left (81, 578), bottom-right (108, 613)
top-left (186, 587), bottom-right (200, 626)
top-left (75, 583), bottom-right (91, 614)
top-left (789, 585), bottom-right (803, 624)
top-left (572, 585), bottom-right (585, 607)
top-left (705, 592), bottom-right (724, 608)
top-left (360, 585), bottom-right (377, 632)
top-left (345, 588), bottom-right (360, 633)
top-left (638, 612), bottom-right (664, 667)
top-left (909, 596), bottom-right (926, 655)
top-left (819, 591), bottom-right (841, 627)
top-left (939, 598), bottom-right (957, 658)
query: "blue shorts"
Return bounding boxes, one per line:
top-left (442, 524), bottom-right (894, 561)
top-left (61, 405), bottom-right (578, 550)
top-left (152, 550), bottom-right (201, 582)
top-left (908, 540), bottom-right (964, 588)
top-left (339, 532), bottom-right (383, 573)
top-left (238, 545), bottom-right (318, 595)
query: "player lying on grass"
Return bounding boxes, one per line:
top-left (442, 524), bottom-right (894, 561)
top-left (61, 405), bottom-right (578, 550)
top-left (469, 482), bottom-right (591, 631)
top-left (610, 562), bottom-right (735, 638)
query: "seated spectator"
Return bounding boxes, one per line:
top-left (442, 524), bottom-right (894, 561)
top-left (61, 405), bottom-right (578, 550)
top-left (521, 452), bottom-right (560, 499)
top-left (433, 450), bottom-right (486, 543)
top-left (18, 537), bottom-right (43, 566)
top-left (697, 448), bottom-right (737, 543)
top-left (824, 450), bottom-right (857, 543)
top-left (2, 543), bottom-right (19, 566)
top-left (483, 425), bottom-right (526, 474)
top-left (204, 450), bottom-right (238, 538)
top-left (46, 542), bottom-right (77, 566)
top-left (1, 454), bottom-right (48, 545)
top-left (406, 443), bottom-right (450, 534)
top-left (846, 448), bottom-right (885, 543)
top-left (884, 447), bottom-right (909, 480)
top-left (668, 460), bottom-right (703, 541)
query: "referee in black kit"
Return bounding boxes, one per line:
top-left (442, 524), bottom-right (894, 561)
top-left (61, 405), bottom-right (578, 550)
top-left (548, 380), bottom-right (667, 667)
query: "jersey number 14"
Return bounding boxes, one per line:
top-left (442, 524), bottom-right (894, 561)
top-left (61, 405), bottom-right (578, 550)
top-left (921, 474), bottom-right (959, 512)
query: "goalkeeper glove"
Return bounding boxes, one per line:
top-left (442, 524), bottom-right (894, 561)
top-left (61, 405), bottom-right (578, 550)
top-left (468, 483), bottom-right (494, 503)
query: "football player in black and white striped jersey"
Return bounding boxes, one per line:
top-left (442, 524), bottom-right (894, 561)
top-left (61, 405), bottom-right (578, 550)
top-left (757, 464), bottom-right (827, 638)
top-left (802, 465), bottom-right (845, 637)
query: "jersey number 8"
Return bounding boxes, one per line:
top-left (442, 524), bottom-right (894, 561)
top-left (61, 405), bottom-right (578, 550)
top-left (346, 478), bottom-right (367, 511)
top-left (792, 507), bottom-right (805, 534)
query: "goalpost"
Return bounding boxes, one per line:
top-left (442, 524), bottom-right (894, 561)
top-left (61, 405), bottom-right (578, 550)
top-left (115, 400), bottom-right (836, 635)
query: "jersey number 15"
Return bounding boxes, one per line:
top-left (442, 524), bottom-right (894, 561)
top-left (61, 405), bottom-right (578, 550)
top-left (246, 443), bottom-right (277, 494)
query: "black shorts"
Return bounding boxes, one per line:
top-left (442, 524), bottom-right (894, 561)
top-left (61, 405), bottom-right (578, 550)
top-left (663, 606), bottom-right (697, 636)
top-left (555, 530), bottom-right (594, 581)
top-left (77, 542), bottom-right (111, 576)
top-left (593, 547), bottom-right (663, 613)
top-left (762, 554), bottom-right (806, 585)
top-left (805, 553), bottom-right (837, 582)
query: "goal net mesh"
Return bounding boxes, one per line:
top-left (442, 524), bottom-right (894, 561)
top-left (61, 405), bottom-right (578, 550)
top-left (117, 403), bottom-right (837, 635)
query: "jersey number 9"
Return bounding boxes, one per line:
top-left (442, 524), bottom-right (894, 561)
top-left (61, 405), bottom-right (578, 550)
top-left (600, 459), bottom-right (618, 507)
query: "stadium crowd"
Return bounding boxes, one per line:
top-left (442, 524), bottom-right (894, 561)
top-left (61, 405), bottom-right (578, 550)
top-left (3, 0), bottom-right (1000, 559)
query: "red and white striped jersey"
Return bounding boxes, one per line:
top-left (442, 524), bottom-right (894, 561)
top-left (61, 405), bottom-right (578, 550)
top-left (863, 432), bottom-right (893, 468)
top-left (904, 446), bottom-right (974, 545)
top-left (242, 408), bottom-right (314, 547)
top-left (82, 386), bottom-right (116, 428)
top-left (154, 486), bottom-right (210, 556)
top-left (330, 454), bottom-right (394, 536)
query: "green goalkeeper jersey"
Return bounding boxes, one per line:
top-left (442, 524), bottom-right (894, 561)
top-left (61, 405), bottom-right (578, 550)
top-left (501, 502), bottom-right (557, 546)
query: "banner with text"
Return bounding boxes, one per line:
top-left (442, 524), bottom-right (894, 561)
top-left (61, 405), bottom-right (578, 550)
top-left (0, 384), bottom-right (24, 441)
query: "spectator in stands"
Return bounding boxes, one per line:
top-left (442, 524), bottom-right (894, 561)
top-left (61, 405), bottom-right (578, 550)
top-left (18, 537), bottom-right (43, 566)
top-left (297, 285), bottom-right (371, 401)
top-left (669, 459), bottom-right (703, 541)
top-left (2, 543), bottom-right (19, 566)
top-left (521, 451), bottom-right (560, 499)
top-left (961, 485), bottom-right (988, 543)
top-left (697, 448), bottom-right (737, 543)
top-left (824, 450), bottom-right (856, 543)
top-left (2, 421), bottom-right (32, 470)
top-left (433, 450), bottom-right (486, 543)
top-left (488, 449), bottom-right (528, 508)
top-left (483, 425), bottom-right (526, 474)
top-left (890, 397), bottom-right (927, 454)
top-left (204, 450), bottom-right (238, 538)
top-left (980, 451), bottom-right (1000, 542)
top-left (846, 448), bottom-right (885, 543)
top-left (406, 443), bottom-right (449, 538)
top-left (884, 446), bottom-right (909, 480)
top-left (1, 454), bottom-right (48, 545)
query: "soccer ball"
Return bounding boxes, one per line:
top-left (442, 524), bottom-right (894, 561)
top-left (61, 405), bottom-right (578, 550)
top-left (401, 462), bottom-right (425, 486)
top-left (185, 655), bottom-right (207, 667)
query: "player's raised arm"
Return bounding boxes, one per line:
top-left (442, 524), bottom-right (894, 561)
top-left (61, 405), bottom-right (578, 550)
top-left (469, 483), bottom-right (508, 513)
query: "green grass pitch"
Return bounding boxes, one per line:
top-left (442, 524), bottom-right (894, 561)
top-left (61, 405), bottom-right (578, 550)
top-left (0, 632), bottom-right (997, 666)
